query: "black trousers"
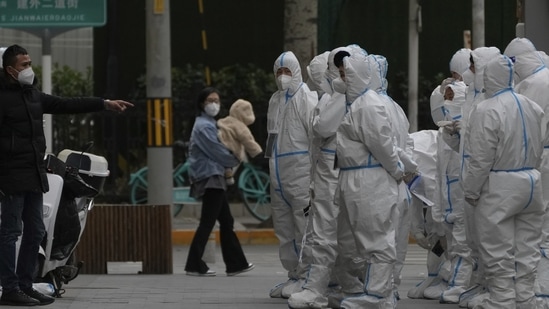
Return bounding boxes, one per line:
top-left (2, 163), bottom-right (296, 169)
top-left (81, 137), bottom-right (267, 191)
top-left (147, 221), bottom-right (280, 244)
top-left (184, 188), bottom-right (249, 273)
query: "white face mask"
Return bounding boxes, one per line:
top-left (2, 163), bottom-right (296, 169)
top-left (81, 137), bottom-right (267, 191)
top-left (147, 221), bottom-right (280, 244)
top-left (332, 77), bottom-right (347, 94)
top-left (13, 67), bottom-right (35, 85)
top-left (204, 103), bottom-right (220, 117)
top-left (461, 69), bottom-right (474, 86)
top-left (277, 74), bottom-right (292, 90)
top-left (443, 100), bottom-right (462, 120)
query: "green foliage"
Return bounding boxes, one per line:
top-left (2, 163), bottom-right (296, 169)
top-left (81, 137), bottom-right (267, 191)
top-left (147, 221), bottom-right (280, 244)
top-left (33, 64), bottom-right (98, 154)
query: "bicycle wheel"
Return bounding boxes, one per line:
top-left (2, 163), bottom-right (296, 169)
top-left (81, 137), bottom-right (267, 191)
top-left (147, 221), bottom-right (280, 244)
top-left (129, 167), bottom-right (149, 204)
top-left (129, 162), bottom-right (192, 213)
top-left (238, 163), bottom-right (271, 221)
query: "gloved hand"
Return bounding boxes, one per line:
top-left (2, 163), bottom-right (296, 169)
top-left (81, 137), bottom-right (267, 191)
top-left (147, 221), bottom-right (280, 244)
top-left (439, 120), bottom-right (460, 136)
top-left (414, 232), bottom-right (432, 250)
top-left (402, 171), bottom-right (419, 185)
top-left (439, 77), bottom-right (455, 94)
top-left (465, 197), bottom-right (479, 206)
top-left (454, 120), bottom-right (462, 132)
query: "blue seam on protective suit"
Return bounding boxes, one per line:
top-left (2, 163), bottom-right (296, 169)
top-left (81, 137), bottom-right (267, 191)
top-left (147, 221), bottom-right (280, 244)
top-left (445, 177), bottom-right (458, 214)
top-left (363, 264), bottom-right (384, 299)
top-left (542, 248), bottom-right (548, 258)
top-left (339, 163), bottom-right (382, 171)
top-left (491, 167), bottom-right (534, 172)
top-left (273, 140), bottom-right (292, 208)
top-left (544, 146), bottom-right (549, 149)
top-left (345, 102), bottom-right (352, 114)
top-left (277, 150), bottom-right (309, 158)
top-left (278, 52), bottom-right (287, 66)
top-left (320, 148), bottom-right (336, 154)
top-left (448, 256), bottom-right (463, 287)
top-left (533, 64), bottom-right (545, 75)
top-left (511, 91), bottom-right (529, 165)
top-left (524, 173), bottom-right (534, 209)
top-left (405, 186), bottom-right (412, 204)
top-left (285, 82), bottom-right (304, 102)
top-left (440, 106), bottom-right (448, 119)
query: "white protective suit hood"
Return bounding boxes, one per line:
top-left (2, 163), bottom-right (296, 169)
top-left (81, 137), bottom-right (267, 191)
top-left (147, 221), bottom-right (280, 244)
top-left (449, 48), bottom-right (472, 79)
top-left (483, 54), bottom-right (514, 98)
top-left (469, 46), bottom-right (501, 92)
top-left (442, 81), bottom-right (467, 120)
top-left (368, 54), bottom-right (389, 94)
top-left (503, 37), bottom-right (546, 84)
top-left (306, 51), bottom-right (329, 95)
top-left (273, 51), bottom-right (303, 92)
top-left (342, 52), bottom-right (374, 103)
top-left (321, 44), bottom-right (367, 95)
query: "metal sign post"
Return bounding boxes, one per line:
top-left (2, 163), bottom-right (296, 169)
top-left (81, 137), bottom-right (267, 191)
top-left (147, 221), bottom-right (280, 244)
top-left (0, 0), bottom-right (106, 154)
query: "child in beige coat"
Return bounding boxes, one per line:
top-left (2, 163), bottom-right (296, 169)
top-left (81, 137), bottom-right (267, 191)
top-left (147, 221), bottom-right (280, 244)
top-left (217, 99), bottom-right (263, 184)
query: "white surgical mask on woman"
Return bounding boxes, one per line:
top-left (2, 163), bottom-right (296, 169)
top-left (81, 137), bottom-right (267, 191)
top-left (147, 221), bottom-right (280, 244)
top-left (204, 103), bottom-right (220, 117)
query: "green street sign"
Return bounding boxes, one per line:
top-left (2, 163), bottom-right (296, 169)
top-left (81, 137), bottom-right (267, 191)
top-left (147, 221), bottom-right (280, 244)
top-left (0, 0), bottom-right (106, 27)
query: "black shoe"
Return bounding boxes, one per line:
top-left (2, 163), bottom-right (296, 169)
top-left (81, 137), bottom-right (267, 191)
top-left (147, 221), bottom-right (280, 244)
top-left (0, 289), bottom-right (40, 306)
top-left (21, 288), bottom-right (55, 305)
top-left (226, 263), bottom-right (255, 276)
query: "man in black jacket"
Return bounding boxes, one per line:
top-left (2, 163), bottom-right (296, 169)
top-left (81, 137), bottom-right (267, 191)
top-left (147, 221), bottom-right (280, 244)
top-left (0, 44), bottom-right (133, 306)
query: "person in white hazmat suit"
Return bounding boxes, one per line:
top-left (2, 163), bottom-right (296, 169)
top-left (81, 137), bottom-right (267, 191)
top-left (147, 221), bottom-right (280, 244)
top-left (266, 51), bottom-right (317, 299)
top-left (422, 49), bottom-right (474, 303)
top-left (366, 54), bottom-right (418, 302)
top-left (430, 48), bottom-right (471, 125)
top-left (462, 54), bottom-right (548, 309)
top-left (406, 130), bottom-right (450, 300)
top-left (289, 46), bottom-right (369, 309)
top-left (334, 51), bottom-right (404, 309)
top-left (450, 46), bottom-right (503, 309)
top-left (424, 81), bottom-right (475, 304)
top-left (503, 37), bottom-right (549, 308)
top-left (288, 51), bottom-right (331, 308)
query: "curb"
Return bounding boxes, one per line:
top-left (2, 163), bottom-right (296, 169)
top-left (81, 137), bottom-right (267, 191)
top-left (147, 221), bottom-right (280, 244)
top-left (172, 228), bottom-right (279, 245)
top-left (172, 229), bottom-right (417, 246)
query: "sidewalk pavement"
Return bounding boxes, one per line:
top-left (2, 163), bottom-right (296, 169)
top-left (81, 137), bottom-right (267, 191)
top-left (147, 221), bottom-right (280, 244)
top-left (20, 212), bottom-right (465, 309)
top-left (21, 244), bottom-right (462, 309)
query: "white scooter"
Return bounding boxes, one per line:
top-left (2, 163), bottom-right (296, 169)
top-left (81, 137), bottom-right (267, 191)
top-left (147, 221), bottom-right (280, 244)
top-left (35, 144), bottom-right (109, 297)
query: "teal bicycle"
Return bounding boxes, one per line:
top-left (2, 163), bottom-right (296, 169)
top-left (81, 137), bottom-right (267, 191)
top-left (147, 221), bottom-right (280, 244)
top-left (128, 160), bottom-right (271, 222)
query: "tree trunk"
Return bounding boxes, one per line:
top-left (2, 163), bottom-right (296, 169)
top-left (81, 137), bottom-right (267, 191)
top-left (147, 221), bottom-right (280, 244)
top-left (283, 0), bottom-right (318, 74)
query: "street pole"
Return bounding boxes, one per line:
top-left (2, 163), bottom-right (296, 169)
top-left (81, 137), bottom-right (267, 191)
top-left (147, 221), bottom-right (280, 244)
top-left (472, 0), bottom-right (485, 48)
top-left (146, 0), bottom-right (174, 206)
top-left (42, 29), bottom-right (53, 155)
top-left (408, 0), bottom-right (420, 132)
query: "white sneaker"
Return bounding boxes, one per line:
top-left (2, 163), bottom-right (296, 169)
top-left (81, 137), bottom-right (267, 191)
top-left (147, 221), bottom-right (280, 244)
top-left (288, 288), bottom-right (328, 309)
top-left (282, 279), bottom-right (305, 299)
top-left (423, 281), bottom-right (448, 300)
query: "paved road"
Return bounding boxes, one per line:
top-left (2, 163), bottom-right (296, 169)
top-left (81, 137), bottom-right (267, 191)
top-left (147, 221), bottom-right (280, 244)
top-left (9, 244), bottom-right (467, 309)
